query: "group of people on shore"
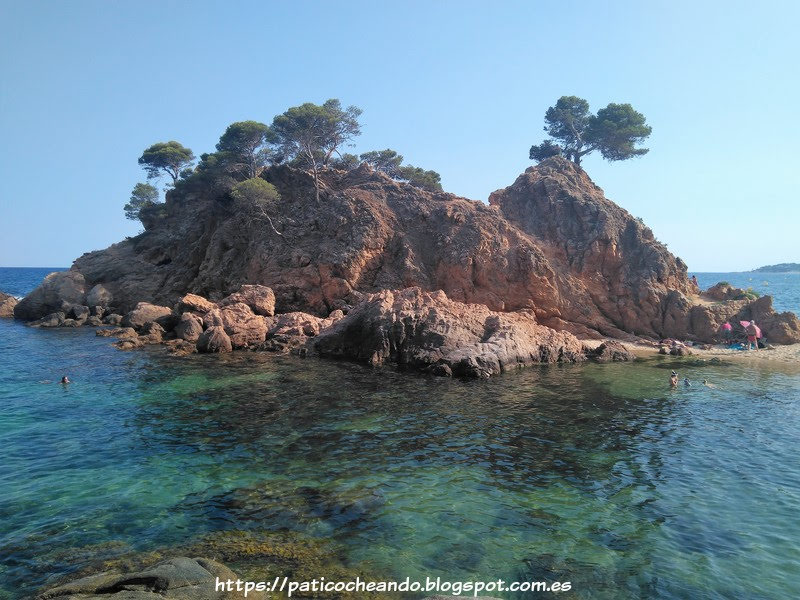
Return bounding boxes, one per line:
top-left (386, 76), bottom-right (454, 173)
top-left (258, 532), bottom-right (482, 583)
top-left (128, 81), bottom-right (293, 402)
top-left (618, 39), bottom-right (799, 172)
top-left (720, 320), bottom-right (763, 350)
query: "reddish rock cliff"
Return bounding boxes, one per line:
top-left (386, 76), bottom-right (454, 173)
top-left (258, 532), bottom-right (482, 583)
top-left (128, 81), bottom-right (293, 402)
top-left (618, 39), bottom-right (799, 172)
top-left (15, 157), bottom-right (800, 346)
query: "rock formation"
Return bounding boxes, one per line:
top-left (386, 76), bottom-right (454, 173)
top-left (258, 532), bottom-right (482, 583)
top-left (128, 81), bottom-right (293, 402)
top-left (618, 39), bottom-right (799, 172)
top-left (314, 287), bottom-right (586, 378)
top-left (12, 157), bottom-right (800, 374)
top-left (0, 291), bottom-right (18, 318)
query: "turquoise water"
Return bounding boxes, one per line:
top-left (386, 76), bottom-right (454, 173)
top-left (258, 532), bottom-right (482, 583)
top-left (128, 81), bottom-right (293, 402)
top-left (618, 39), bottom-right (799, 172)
top-left (1, 270), bottom-right (799, 599)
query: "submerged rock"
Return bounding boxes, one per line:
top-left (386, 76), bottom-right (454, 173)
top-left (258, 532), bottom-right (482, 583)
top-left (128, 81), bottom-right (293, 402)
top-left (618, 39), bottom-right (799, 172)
top-left (35, 556), bottom-right (261, 599)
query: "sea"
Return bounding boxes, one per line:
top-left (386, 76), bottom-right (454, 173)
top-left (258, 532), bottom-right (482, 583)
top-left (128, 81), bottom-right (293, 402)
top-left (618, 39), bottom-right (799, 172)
top-left (1, 267), bottom-right (799, 599)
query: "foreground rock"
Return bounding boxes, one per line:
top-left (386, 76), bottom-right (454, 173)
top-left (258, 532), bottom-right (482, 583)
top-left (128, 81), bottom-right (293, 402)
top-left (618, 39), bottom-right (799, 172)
top-left (36, 556), bottom-right (263, 599)
top-left (13, 271), bottom-right (86, 320)
top-left (0, 291), bottom-right (18, 318)
top-left (314, 287), bottom-right (586, 378)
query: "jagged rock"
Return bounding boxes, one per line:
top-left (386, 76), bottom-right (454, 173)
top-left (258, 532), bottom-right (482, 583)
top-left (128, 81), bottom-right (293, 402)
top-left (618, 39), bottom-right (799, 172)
top-left (35, 556), bottom-right (261, 599)
top-left (268, 312), bottom-right (324, 337)
top-left (86, 284), bottom-right (112, 307)
top-left (121, 302), bottom-right (172, 330)
top-left (30, 312), bottom-right (66, 328)
top-left (314, 287), bottom-right (586, 378)
top-left (102, 313), bottom-right (123, 326)
top-left (14, 271), bottom-right (86, 320)
top-left (90, 305), bottom-right (105, 317)
top-left (177, 293), bottom-right (215, 314)
top-left (0, 291), bottom-right (18, 318)
top-left (196, 326), bottom-right (233, 353)
top-left (203, 303), bottom-right (267, 348)
top-left (60, 319), bottom-right (81, 327)
top-left (174, 312), bottom-right (204, 342)
top-left (221, 284), bottom-right (276, 316)
top-left (85, 315), bottom-right (103, 327)
top-left (587, 340), bottom-right (636, 362)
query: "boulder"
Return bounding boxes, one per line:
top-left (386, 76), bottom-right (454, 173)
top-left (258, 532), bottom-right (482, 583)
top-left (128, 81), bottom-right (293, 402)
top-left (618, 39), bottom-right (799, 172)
top-left (174, 312), bottom-right (204, 342)
top-left (103, 313), bottom-right (123, 326)
top-left (587, 340), bottom-right (636, 362)
top-left (85, 315), bottom-right (104, 327)
top-left (35, 556), bottom-right (261, 599)
top-left (314, 287), bottom-right (586, 378)
top-left (121, 302), bottom-right (172, 330)
top-left (177, 293), bottom-right (215, 314)
top-left (86, 284), bottom-right (112, 307)
top-left (14, 271), bottom-right (86, 320)
top-left (0, 291), bottom-right (18, 318)
top-left (221, 284), bottom-right (276, 316)
top-left (139, 321), bottom-right (165, 344)
top-left (90, 305), bottom-right (105, 317)
top-left (196, 326), bottom-right (233, 353)
top-left (203, 303), bottom-right (267, 348)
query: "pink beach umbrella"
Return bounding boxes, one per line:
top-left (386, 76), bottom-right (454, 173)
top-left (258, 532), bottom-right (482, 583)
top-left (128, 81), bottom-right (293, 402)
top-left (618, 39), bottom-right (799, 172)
top-left (740, 321), bottom-right (762, 337)
top-left (721, 322), bottom-right (732, 331)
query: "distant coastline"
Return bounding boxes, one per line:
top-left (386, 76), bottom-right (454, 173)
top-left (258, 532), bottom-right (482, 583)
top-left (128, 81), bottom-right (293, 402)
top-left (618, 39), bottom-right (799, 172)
top-left (752, 263), bottom-right (800, 273)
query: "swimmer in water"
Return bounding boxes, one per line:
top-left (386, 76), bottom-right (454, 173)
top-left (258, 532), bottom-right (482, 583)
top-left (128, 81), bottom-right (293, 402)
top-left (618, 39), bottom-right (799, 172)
top-left (703, 379), bottom-right (716, 388)
top-left (670, 371), bottom-right (678, 388)
top-left (60, 376), bottom-right (70, 384)
top-left (684, 378), bottom-right (691, 387)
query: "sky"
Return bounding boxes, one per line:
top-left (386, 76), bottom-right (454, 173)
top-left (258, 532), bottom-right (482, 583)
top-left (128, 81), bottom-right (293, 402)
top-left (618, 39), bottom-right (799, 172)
top-left (1, 0), bottom-right (798, 271)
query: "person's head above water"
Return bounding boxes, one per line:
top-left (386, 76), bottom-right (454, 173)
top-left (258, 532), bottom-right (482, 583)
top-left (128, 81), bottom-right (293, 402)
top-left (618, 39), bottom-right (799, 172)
top-left (60, 376), bottom-right (70, 384)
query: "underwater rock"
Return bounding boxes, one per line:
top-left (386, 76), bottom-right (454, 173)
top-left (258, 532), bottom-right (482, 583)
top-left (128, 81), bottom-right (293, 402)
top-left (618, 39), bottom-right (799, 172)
top-left (35, 556), bottom-right (262, 599)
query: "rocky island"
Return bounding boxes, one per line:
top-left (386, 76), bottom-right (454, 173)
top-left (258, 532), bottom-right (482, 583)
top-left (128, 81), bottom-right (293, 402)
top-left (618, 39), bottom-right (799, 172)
top-left (7, 157), bottom-right (799, 377)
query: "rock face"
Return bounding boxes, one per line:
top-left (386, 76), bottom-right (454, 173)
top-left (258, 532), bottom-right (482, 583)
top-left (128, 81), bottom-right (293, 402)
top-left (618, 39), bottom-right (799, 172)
top-left (35, 556), bottom-right (262, 599)
top-left (13, 158), bottom-right (800, 347)
top-left (196, 325), bottom-right (233, 353)
top-left (0, 291), bottom-right (18, 318)
top-left (314, 287), bottom-right (586, 378)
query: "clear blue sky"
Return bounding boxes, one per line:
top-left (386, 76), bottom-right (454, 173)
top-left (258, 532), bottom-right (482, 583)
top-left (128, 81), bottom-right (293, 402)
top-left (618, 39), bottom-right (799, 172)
top-left (1, 0), bottom-right (798, 271)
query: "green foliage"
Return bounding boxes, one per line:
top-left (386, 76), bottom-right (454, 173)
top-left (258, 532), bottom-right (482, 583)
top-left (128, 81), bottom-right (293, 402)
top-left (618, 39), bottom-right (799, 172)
top-left (138, 141), bottom-right (195, 184)
top-left (397, 165), bottom-right (443, 192)
top-left (271, 99), bottom-right (362, 167)
top-left (529, 139), bottom-right (563, 162)
top-left (360, 149), bottom-right (404, 177)
top-left (230, 177), bottom-right (280, 208)
top-left (330, 153), bottom-right (360, 170)
top-left (737, 287), bottom-right (761, 301)
top-left (271, 99), bottom-right (362, 201)
top-left (216, 121), bottom-right (276, 179)
top-left (529, 96), bottom-right (651, 166)
top-left (587, 103), bottom-right (651, 161)
top-left (123, 182), bottom-right (159, 223)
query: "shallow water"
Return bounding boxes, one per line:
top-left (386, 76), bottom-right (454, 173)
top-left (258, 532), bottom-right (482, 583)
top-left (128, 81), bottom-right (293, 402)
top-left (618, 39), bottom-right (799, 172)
top-left (1, 269), bottom-right (799, 599)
